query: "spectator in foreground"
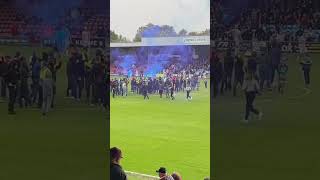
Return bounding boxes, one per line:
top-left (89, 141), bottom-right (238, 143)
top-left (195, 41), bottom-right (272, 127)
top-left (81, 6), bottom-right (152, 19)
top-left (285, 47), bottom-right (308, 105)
top-left (110, 147), bottom-right (127, 180)
top-left (171, 172), bottom-right (182, 180)
top-left (156, 167), bottom-right (174, 180)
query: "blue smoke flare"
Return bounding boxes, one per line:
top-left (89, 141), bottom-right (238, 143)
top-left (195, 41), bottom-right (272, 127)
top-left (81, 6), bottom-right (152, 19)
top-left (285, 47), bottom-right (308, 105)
top-left (111, 46), bottom-right (193, 77)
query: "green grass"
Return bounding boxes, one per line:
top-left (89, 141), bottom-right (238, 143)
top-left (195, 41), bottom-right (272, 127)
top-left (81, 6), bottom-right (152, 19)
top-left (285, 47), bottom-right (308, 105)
top-left (0, 46), bottom-right (107, 180)
top-left (110, 83), bottom-right (210, 180)
top-left (213, 54), bottom-right (320, 180)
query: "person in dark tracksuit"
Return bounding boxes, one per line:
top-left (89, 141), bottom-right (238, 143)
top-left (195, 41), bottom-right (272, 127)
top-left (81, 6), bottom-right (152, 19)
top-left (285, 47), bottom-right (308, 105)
top-left (241, 73), bottom-right (263, 124)
top-left (204, 76), bottom-right (208, 88)
top-left (170, 83), bottom-right (175, 100)
top-left (159, 80), bottom-right (164, 98)
top-left (84, 57), bottom-right (94, 103)
top-left (68, 53), bottom-right (78, 99)
top-left (75, 54), bottom-right (85, 101)
top-left (66, 55), bottom-right (73, 97)
top-left (30, 55), bottom-right (41, 105)
top-left (300, 54), bottom-right (312, 89)
top-left (5, 59), bottom-right (20, 114)
top-left (0, 56), bottom-right (8, 99)
top-left (48, 54), bottom-right (62, 107)
top-left (142, 82), bottom-right (149, 100)
top-left (223, 50), bottom-right (234, 92)
top-left (19, 57), bottom-right (30, 107)
top-left (92, 57), bottom-right (105, 106)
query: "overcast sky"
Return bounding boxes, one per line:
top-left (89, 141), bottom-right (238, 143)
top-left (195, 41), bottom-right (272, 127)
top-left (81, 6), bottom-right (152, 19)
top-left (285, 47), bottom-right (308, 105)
top-left (110, 0), bottom-right (210, 40)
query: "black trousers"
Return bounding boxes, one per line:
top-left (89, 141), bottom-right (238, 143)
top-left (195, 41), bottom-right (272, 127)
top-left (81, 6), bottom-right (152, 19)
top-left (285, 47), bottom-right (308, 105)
top-left (303, 70), bottom-right (310, 85)
top-left (19, 80), bottom-right (30, 107)
top-left (37, 85), bottom-right (43, 108)
top-left (112, 88), bottom-right (116, 98)
top-left (159, 90), bottom-right (163, 98)
top-left (66, 76), bottom-right (72, 96)
top-left (8, 85), bottom-right (17, 113)
top-left (143, 92), bottom-right (149, 99)
top-left (170, 91), bottom-right (175, 100)
top-left (245, 91), bottom-right (259, 120)
top-left (186, 90), bottom-right (191, 99)
top-left (31, 78), bottom-right (40, 104)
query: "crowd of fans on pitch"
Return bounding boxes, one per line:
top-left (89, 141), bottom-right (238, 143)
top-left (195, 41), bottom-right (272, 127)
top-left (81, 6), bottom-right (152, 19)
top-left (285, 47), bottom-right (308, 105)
top-left (211, 0), bottom-right (320, 42)
top-left (110, 59), bottom-right (209, 99)
top-left (0, 48), bottom-right (108, 115)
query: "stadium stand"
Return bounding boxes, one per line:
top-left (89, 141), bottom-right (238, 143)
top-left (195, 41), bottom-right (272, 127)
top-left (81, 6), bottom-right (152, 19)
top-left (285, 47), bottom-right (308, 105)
top-left (0, 5), bottom-right (107, 47)
top-left (211, 0), bottom-right (320, 42)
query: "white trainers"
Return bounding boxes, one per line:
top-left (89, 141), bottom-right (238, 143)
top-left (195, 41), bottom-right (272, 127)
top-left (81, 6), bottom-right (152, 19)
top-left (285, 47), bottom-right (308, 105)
top-left (240, 119), bottom-right (249, 124)
top-left (258, 112), bottom-right (263, 120)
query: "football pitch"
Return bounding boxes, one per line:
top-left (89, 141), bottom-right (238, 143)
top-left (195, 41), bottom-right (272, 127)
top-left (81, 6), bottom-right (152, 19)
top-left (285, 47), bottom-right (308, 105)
top-left (0, 46), bottom-right (107, 180)
top-left (213, 54), bottom-right (320, 180)
top-left (110, 83), bottom-right (210, 180)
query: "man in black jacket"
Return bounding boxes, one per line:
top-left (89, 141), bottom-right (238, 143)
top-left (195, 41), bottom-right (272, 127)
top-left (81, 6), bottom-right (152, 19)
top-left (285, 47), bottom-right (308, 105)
top-left (5, 58), bottom-right (20, 114)
top-left (110, 147), bottom-right (127, 180)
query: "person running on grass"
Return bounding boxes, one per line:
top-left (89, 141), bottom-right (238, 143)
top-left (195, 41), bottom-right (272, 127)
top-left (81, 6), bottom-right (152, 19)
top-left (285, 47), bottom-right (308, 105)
top-left (241, 73), bottom-right (263, 124)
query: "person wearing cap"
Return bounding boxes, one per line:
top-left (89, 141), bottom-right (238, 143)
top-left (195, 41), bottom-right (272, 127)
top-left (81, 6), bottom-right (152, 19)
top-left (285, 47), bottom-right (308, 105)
top-left (110, 147), bottom-right (127, 180)
top-left (4, 57), bottom-right (20, 114)
top-left (300, 53), bottom-right (312, 89)
top-left (156, 167), bottom-right (174, 180)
